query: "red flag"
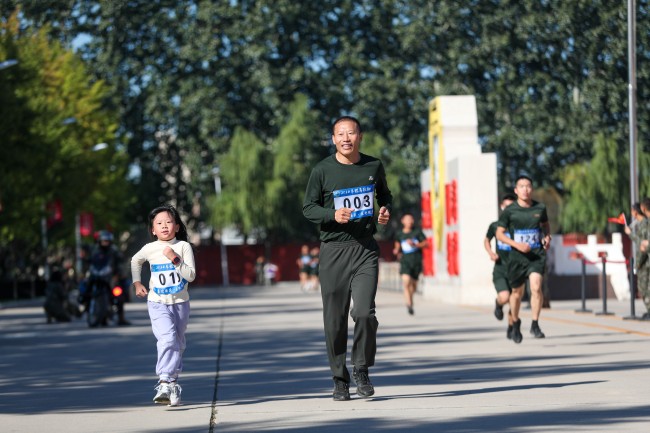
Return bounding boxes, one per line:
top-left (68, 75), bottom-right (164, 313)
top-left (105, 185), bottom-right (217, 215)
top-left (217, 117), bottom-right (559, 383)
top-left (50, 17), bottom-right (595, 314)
top-left (607, 212), bottom-right (627, 225)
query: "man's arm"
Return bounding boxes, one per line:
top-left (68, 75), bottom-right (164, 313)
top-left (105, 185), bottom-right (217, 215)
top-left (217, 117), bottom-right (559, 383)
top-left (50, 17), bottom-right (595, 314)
top-left (484, 237), bottom-right (498, 261)
top-left (496, 226), bottom-right (530, 254)
top-left (392, 240), bottom-right (400, 256)
top-left (540, 221), bottom-right (552, 250)
top-left (375, 162), bottom-right (392, 225)
top-left (302, 168), bottom-right (336, 224)
top-left (375, 161), bottom-right (393, 213)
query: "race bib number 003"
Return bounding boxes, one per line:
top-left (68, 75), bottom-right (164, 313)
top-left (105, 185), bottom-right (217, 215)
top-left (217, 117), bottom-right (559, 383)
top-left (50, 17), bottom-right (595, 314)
top-left (333, 184), bottom-right (375, 220)
top-left (151, 263), bottom-right (187, 295)
top-left (514, 229), bottom-right (541, 249)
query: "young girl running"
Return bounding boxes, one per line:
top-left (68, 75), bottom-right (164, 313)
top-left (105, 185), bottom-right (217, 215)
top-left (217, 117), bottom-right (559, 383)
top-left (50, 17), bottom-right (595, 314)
top-left (131, 204), bottom-right (196, 406)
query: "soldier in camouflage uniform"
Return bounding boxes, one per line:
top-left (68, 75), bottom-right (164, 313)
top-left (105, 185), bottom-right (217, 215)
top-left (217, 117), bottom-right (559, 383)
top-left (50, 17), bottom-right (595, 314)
top-left (635, 198), bottom-right (650, 320)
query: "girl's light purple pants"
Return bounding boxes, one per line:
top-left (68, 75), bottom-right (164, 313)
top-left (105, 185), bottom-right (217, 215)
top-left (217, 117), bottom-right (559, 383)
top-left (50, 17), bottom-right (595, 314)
top-left (148, 300), bottom-right (191, 382)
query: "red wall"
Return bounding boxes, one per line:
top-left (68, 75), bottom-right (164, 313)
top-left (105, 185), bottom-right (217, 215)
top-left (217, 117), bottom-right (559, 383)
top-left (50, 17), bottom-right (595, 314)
top-left (194, 240), bottom-right (396, 286)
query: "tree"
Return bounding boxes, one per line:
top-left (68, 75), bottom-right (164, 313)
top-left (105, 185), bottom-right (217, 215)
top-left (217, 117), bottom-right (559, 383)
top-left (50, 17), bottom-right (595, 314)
top-left (0, 10), bottom-right (130, 259)
top-left (266, 94), bottom-right (329, 241)
top-left (210, 127), bottom-right (271, 240)
top-left (560, 134), bottom-right (650, 234)
top-left (9, 0), bottom-right (650, 239)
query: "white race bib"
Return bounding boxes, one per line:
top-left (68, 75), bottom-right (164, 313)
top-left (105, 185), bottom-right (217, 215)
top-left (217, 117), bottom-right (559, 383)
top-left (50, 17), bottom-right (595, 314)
top-left (401, 238), bottom-right (418, 254)
top-left (514, 229), bottom-right (541, 248)
top-left (333, 184), bottom-right (375, 220)
top-left (151, 263), bottom-right (187, 295)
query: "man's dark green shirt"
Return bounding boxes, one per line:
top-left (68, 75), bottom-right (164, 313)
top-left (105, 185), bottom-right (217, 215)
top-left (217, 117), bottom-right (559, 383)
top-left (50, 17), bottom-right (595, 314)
top-left (303, 153), bottom-right (393, 242)
top-left (395, 229), bottom-right (426, 264)
top-left (497, 200), bottom-right (548, 259)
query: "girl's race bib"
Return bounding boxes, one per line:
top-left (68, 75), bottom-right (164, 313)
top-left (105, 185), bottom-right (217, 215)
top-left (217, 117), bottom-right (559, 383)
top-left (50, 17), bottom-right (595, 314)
top-left (151, 263), bottom-right (187, 295)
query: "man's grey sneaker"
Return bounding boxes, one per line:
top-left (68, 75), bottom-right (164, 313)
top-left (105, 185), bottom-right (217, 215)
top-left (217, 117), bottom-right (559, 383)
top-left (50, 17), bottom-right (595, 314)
top-left (494, 299), bottom-right (504, 321)
top-left (153, 382), bottom-right (171, 404)
top-left (512, 319), bottom-right (523, 344)
top-left (407, 306), bottom-right (414, 315)
top-left (332, 379), bottom-right (350, 401)
top-left (530, 320), bottom-right (546, 338)
top-left (353, 367), bottom-right (375, 398)
top-left (169, 382), bottom-right (182, 406)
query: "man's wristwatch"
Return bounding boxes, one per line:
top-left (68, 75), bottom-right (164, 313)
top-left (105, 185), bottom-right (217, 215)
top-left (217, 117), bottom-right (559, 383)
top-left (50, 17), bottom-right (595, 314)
top-left (172, 256), bottom-right (181, 266)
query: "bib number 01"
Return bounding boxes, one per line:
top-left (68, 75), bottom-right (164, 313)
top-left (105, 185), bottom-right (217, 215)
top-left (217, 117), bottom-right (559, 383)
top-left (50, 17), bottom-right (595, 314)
top-left (151, 263), bottom-right (187, 295)
top-left (159, 271), bottom-right (181, 286)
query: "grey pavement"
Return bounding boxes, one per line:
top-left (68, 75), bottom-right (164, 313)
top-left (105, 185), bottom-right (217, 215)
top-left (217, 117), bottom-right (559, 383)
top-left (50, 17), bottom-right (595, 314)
top-left (1, 282), bottom-right (650, 433)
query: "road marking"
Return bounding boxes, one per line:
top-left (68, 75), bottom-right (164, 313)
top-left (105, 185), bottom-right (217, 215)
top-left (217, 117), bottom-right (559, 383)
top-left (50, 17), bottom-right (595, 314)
top-left (463, 305), bottom-right (650, 337)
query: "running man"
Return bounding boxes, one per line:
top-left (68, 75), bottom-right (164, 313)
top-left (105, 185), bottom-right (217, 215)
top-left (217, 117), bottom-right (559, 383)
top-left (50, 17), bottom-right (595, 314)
top-left (496, 176), bottom-right (551, 343)
top-left (393, 213), bottom-right (428, 315)
top-left (303, 116), bottom-right (392, 401)
top-left (484, 193), bottom-right (516, 339)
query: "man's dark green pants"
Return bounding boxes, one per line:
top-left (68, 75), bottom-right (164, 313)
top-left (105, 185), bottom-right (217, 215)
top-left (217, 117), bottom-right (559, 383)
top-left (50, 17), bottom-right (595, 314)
top-left (319, 237), bottom-right (379, 383)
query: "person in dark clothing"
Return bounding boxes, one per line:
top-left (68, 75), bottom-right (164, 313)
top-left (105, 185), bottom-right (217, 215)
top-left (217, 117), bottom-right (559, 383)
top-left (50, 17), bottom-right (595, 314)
top-left (303, 116), bottom-right (392, 401)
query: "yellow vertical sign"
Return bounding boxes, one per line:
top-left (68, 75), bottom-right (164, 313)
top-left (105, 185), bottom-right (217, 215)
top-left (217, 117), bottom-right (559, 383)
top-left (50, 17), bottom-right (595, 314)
top-left (428, 97), bottom-right (446, 251)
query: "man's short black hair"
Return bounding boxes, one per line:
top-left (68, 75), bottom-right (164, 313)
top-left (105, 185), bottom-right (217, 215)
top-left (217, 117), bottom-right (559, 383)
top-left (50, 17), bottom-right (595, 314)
top-left (332, 116), bottom-right (362, 134)
top-left (515, 175), bottom-right (533, 186)
top-left (632, 202), bottom-right (642, 214)
top-left (501, 192), bottom-right (517, 203)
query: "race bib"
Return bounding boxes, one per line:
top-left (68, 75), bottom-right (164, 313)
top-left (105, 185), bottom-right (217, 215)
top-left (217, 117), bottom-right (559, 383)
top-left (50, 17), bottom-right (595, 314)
top-left (497, 233), bottom-right (512, 251)
top-left (333, 184), bottom-right (375, 220)
top-left (514, 229), bottom-right (541, 248)
top-left (401, 238), bottom-right (419, 254)
top-left (151, 263), bottom-right (187, 295)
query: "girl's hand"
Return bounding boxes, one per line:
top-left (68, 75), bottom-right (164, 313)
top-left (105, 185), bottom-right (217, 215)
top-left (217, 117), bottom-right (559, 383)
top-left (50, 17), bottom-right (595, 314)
top-left (163, 246), bottom-right (177, 261)
top-left (134, 281), bottom-right (148, 298)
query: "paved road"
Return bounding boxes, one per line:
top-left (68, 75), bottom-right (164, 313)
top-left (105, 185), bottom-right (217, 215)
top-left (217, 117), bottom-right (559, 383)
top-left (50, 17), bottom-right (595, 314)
top-left (1, 283), bottom-right (649, 432)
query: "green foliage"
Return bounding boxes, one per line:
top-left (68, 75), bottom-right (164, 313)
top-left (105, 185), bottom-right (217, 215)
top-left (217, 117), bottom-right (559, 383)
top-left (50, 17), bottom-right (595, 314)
top-left (560, 135), bottom-right (650, 234)
top-left (211, 94), bottom-right (329, 241)
top-left (7, 0), bottom-right (650, 245)
top-left (211, 127), bottom-right (271, 237)
top-left (0, 10), bottom-right (131, 252)
top-left (266, 94), bottom-right (326, 240)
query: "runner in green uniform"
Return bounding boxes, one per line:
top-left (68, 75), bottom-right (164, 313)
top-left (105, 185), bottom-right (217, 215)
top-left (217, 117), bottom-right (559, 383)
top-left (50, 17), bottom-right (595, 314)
top-left (635, 198), bottom-right (650, 320)
top-left (393, 214), bottom-right (428, 315)
top-left (303, 116), bottom-right (392, 401)
top-left (484, 193), bottom-right (516, 339)
top-left (496, 176), bottom-right (551, 343)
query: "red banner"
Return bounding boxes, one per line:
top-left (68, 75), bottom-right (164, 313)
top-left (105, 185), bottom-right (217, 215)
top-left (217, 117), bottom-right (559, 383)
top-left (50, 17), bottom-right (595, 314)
top-left (421, 191), bottom-right (432, 229)
top-left (79, 212), bottom-right (94, 237)
top-left (447, 231), bottom-right (459, 276)
top-left (445, 180), bottom-right (458, 226)
top-left (46, 200), bottom-right (63, 228)
top-left (422, 236), bottom-right (435, 276)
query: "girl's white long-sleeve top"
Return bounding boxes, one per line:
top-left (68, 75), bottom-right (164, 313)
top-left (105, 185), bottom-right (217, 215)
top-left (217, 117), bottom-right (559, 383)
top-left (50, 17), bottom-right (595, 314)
top-left (131, 238), bottom-right (196, 304)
